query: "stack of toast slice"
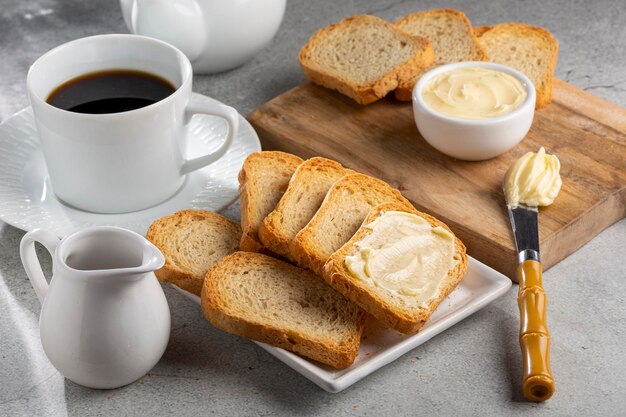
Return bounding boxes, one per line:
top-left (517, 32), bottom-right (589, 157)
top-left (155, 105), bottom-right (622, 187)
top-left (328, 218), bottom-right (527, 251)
top-left (236, 152), bottom-right (467, 355)
top-left (299, 9), bottom-right (558, 108)
top-left (259, 157), bottom-right (354, 260)
top-left (149, 151), bottom-right (468, 369)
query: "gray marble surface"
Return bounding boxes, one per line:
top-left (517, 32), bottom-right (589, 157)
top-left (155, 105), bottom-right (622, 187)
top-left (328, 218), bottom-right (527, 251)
top-left (1, 0), bottom-right (625, 416)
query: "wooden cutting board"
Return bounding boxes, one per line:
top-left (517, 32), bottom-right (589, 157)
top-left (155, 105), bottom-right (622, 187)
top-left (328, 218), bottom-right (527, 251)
top-left (247, 79), bottom-right (626, 279)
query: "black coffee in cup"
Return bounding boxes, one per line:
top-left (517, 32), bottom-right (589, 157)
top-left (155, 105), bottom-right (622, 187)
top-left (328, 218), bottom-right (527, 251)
top-left (46, 69), bottom-right (176, 114)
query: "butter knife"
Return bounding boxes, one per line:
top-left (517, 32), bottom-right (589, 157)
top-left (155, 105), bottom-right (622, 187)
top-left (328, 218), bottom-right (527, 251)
top-left (505, 193), bottom-right (555, 402)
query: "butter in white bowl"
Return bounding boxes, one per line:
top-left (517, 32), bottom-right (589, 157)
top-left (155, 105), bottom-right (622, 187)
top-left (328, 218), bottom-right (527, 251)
top-left (422, 67), bottom-right (528, 119)
top-left (413, 61), bottom-right (536, 161)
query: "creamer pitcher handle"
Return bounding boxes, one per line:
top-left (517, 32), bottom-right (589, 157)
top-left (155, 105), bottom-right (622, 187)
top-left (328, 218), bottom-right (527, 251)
top-left (20, 229), bottom-right (60, 304)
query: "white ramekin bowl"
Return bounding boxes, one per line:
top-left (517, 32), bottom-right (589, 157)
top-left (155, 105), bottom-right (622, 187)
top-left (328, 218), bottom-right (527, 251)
top-left (412, 61), bottom-right (536, 161)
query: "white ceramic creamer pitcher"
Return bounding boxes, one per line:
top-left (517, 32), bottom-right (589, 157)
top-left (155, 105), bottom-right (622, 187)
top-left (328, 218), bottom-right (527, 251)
top-left (20, 226), bottom-right (170, 389)
top-left (120, 0), bottom-right (287, 74)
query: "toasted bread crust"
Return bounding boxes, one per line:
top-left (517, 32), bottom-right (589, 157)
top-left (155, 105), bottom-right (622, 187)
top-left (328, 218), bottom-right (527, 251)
top-left (473, 25), bottom-right (493, 37)
top-left (476, 23), bottom-right (559, 109)
top-left (146, 210), bottom-right (241, 296)
top-left (323, 203), bottom-right (468, 334)
top-left (238, 151), bottom-right (303, 253)
top-left (394, 9), bottom-right (488, 101)
top-left (299, 15), bottom-right (435, 105)
top-left (259, 157), bottom-right (353, 260)
top-left (201, 252), bottom-right (367, 369)
top-left (291, 174), bottom-right (413, 275)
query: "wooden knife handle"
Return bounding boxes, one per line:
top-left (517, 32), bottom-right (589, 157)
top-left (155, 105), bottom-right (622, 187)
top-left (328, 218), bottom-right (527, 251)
top-left (517, 259), bottom-right (555, 401)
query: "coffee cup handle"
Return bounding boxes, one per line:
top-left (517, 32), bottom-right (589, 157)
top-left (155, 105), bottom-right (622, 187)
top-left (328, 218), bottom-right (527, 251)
top-left (180, 101), bottom-right (239, 175)
top-left (20, 229), bottom-right (61, 305)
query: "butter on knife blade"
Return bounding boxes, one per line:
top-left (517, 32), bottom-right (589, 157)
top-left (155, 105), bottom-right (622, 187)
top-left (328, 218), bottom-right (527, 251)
top-left (504, 147), bottom-right (562, 208)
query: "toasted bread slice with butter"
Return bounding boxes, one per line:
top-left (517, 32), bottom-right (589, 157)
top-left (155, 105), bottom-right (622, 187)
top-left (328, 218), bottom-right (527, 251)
top-left (299, 15), bottom-right (435, 105)
top-left (146, 210), bottom-right (241, 296)
top-left (292, 174), bottom-right (413, 275)
top-left (394, 9), bottom-right (488, 101)
top-left (201, 251), bottom-right (367, 369)
top-left (238, 151), bottom-right (303, 253)
top-left (259, 157), bottom-right (354, 260)
top-left (475, 23), bottom-right (559, 109)
top-left (323, 203), bottom-right (468, 334)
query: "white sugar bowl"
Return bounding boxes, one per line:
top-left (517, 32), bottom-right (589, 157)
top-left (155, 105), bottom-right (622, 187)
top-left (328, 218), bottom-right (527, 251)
top-left (120, 0), bottom-right (287, 74)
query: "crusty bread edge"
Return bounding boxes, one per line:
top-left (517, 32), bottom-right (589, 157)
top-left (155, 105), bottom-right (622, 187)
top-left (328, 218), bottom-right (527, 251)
top-left (473, 25), bottom-right (493, 37)
top-left (201, 252), bottom-right (366, 369)
top-left (528, 25), bottom-right (558, 109)
top-left (238, 151), bottom-right (303, 253)
top-left (298, 15), bottom-right (435, 105)
top-left (323, 203), bottom-right (468, 334)
top-left (257, 210), bottom-right (291, 259)
top-left (238, 158), bottom-right (263, 252)
top-left (146, 209), bottom-right (242, 296)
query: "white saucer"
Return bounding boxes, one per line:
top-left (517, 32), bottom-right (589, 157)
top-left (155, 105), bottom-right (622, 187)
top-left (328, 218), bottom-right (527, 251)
top-left (0, 93), bottom-right (261, 237)
top-left (174, 257), bottom-right (512, 393)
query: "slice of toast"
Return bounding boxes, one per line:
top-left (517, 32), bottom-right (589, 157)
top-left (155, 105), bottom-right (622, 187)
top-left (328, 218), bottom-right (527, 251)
top-left (201, 252), bottom-right (367, 369)
top-left (238, 151), bottom-right (303, 253)
top-left (299, 15), bottom-right (435, 105)
top-left (476, 23), bottom-right (559, 109)
top-left (259, 157), bottom-right (354, 260)
top-left (146, 210), bottom-right (241, 296)
top-left (324, 203), bottom-right (468, 334)
top-left (394, 9), bottom-right (488, 101)
top-left (292, 173), bottom-right (413, 275)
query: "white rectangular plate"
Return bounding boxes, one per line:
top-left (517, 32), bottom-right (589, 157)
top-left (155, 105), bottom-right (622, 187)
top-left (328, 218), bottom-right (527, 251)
top-left (174, 256), bottom-right (511, 393)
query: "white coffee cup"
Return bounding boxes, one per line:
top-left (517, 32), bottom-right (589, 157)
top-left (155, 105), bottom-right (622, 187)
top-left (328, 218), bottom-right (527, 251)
top-left (27, 34), bottom-right (238, 214)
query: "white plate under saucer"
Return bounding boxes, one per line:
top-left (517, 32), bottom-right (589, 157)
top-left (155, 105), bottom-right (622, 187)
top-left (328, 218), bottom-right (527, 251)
top-left (0, 93), bottom-right (261, 237)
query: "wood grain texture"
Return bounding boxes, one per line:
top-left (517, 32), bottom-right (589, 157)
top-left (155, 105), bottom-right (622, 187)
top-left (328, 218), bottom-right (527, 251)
top-left (247, 79), bottom-right (626, 279)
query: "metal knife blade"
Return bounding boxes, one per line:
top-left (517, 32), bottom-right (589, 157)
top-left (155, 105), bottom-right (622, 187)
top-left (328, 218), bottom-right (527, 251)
top-left (507, 205), bottom-right (540, 264)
